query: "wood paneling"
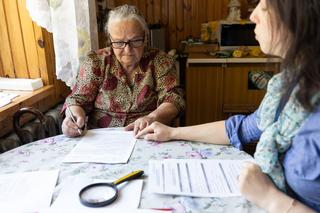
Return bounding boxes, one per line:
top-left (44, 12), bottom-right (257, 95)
top-left (102, 0), bottom-right (249, 49)
top-left (18, 0), bottom-right (40, 79)
top-left (0, 56), bottom-right (4, 76)
top-left (0, 0), bottom-right (69, 96)
top-left (223, 64), bottom-right (272, 110)
top-left (186, 54), bottom-right (280, 125)
top-left (3, 0), bottom-right (29, 78)
top-left (0, 0), bottom-right (66, 89)
top-left (0, 0), bottom-right (15, 77)
top-left (186, 64), bottom-right (224, 125)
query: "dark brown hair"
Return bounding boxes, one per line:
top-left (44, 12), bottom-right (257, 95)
top-left (268, 0), bottom-right (320, 111)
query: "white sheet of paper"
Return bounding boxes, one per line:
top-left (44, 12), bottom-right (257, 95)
top-left (0, 92), bottom-right (19, 107)
top-left (63, 128), bottom-right (136, 163)
top-left (149, 159), bottom-right (252, 197)
top-left (0, 170), bottom-right (59, 212)
top-left (41, 208), bottom-right (171, 213)
top-left (49, 177), bottom-right (143, 211)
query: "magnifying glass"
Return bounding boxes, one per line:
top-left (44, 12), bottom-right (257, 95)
top-left (79, 170), bottom-right (144, 207)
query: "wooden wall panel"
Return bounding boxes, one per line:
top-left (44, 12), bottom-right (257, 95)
top-left (3, 0), bottom-right (29, 78)
top-left (168, 0), bottom-right (176, 49)
top-left (102, 0), bottom-right (250, 50)
top-left (0, 0), bottom-right (15, 77)
top-left (0, 0), bottom-right (69, 100)
top-left (0, 57), bottom-right (3, 76)
top-left (17, 0), bottom-right (40, 79)
top-left (176, 0), bottom-right (184, 47)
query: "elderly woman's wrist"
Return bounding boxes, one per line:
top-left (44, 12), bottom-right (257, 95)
top-left (146, 113), bottom-right (157, 122)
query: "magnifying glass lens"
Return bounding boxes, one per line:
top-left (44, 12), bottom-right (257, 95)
top-left (81, 185), bottom-right (117, 204)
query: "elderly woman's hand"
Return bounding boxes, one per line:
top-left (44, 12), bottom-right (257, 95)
top-left (62, 106), bottom-right (86, 138)
top-left (238, 162), bottom-right (279, 210)
top-left (125, 115), bottom-right (156, 136)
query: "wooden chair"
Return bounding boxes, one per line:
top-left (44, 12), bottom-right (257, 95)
top-left (13, 107), bottom-right (53, 144)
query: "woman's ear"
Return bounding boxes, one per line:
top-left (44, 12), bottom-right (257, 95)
top-left (105, 33), bottom-right (111, 47)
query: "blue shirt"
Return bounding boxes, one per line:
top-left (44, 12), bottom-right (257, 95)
top-left (225, 106), bottom-right (320, 211)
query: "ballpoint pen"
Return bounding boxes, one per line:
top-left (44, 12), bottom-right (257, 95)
top-left (66, 106), bottom-right (82, 135)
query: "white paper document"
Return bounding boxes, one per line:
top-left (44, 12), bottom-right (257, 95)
top-left (42, 208), bottom-right (170, 213)
top-left (149, 159), bottom-right (252, 197)
top-left (0, 92), bottom-right (19, 107)
top-left (0, 77), bottom-right (43, 91)
top-left (63, 129), bottom-right (137, 163)
top-left (0, 170), bottom-right (59, 212)
top-left (49, 177), bottom-right (143, 211)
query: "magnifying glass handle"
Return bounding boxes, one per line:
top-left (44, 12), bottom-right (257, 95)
top-left (112, 170), bottom-right (144, 185)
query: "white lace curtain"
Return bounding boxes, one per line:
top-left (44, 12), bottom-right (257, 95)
top-left (26, 0), bottom-right (99, 87)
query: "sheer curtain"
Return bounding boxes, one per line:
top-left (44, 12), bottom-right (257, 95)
top-left (26, 0), bottom-right (99, 87)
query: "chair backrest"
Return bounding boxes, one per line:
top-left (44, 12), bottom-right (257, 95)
top-left (13, 107), bottom-right (54, 144)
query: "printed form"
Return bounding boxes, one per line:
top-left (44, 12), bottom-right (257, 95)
top-left (63, 128), bottom-right (136, 164)
top-left (149, 159), bottom-right (252, 197)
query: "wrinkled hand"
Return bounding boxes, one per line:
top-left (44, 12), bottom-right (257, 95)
top-left (124, 116), bottom-right (156, 136)
top-left (238, 162), bottom-right (278, 209)
top-left (134, 121), bottom-right (173, 141)
top-left (62, 106), bottom-right (86, 138)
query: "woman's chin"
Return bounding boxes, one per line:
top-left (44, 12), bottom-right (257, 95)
top-left (120, 61), bottom-right (138, 69)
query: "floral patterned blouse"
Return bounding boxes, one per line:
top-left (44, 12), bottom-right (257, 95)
top-left (63, 47), bottom-right (185, 128)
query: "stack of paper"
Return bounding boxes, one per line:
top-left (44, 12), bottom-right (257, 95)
top-left (0, 77), bottom-right (43, 91)
top-left (148, 159), bottom-right (253, 197)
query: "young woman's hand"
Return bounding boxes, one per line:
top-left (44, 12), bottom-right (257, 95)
top-left (124, 115), bottom-right (156, 136)
top-left (134, 121), bottom-right (174, 141)
top-left (238, 162), bottom-right (278, 210)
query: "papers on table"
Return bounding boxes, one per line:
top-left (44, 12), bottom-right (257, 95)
top-left (149, 159), bottom-right (252, 197)
top-left (63, 128), bottom-right (137, 164)
top-left (0, 170), bottom-right (59, 212)
top-left (0, 92), bottom-right (19, 107)
top-left (42, 208), bottom-right (171, 213)
top-left (49, 177), bottom-right (143, 211)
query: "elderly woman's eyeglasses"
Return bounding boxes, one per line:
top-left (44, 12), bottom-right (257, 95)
top-left (109, 35), bottom-right (145, 49)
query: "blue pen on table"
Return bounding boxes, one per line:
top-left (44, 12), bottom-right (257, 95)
top-left (66, 106), bottom-right (83, 135)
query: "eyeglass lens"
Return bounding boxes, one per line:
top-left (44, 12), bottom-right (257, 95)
top-left (111, 39), bottom-right (144, 49)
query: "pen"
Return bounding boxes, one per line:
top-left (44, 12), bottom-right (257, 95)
top-left (66, 106), bottom-right (82, 135)
top-left (151, 208), bottom-right (174, 211)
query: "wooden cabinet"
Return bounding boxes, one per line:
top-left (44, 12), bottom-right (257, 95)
top-left (186, 64), bottom-right (224, 125)
top-left (185, 54), bottom-right (280, 126)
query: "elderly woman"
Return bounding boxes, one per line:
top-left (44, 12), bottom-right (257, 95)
top-left (62, 4), bottom-right (184, 137)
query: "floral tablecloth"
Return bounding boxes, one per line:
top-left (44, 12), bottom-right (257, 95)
top-left (0, 130), bottom-right (265, 213)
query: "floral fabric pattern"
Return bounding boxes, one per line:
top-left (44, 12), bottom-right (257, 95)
top-left (63, 47), bottom-right (185, 128)
top-left (0, 130), bottom-right (263, 213)
top-left (254, 73), bottom-right (317, 191)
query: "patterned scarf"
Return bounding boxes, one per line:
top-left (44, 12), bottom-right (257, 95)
top-left (254, 73), bottom-right (311, 191)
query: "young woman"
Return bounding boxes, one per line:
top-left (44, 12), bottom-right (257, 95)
top-left (136, 0), bottom-right (320, 212)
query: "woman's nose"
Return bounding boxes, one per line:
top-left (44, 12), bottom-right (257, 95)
top-left (249, 7), bottom-right (259, 24)
top-left (123, 43), bottom-right (133, 52)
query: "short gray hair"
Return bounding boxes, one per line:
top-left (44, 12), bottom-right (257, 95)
top-left (105, 4), bottom-right (148, 35)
